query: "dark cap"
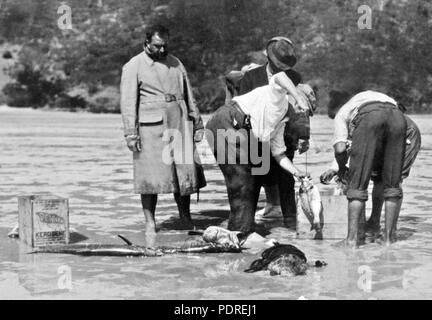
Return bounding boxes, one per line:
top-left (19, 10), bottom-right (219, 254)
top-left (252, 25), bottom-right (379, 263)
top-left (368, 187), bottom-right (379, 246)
top-left (266, 36), bottom-right (297, 71)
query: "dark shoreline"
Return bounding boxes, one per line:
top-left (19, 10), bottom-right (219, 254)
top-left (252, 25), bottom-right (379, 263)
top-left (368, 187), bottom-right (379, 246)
top-left (2, 105), bottom-right (432, 116)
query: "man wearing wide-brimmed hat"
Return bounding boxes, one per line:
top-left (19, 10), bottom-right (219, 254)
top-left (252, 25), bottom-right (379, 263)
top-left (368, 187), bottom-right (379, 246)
top-left (238, 36), bottom-right (315, 226)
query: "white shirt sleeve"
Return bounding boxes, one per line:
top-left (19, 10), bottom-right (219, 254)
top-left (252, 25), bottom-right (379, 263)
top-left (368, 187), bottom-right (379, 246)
top-left (270, 121), bottom-right (287, 156)
top-left (268, 73), bottom-right (288, 96)
top-left (332, 107), bottom-right (350, 146)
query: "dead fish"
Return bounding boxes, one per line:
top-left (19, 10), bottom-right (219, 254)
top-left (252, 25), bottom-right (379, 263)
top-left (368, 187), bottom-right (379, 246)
top-left (202, 226), bottom-right (242, 249)
top-left (31, 234), bottom-right (243, 257)
top-left (32, 242), bottom-right (164, 257)
top-left (299, 177), bottom-right (324, 234)
top-left (244, 243), bottom-right (327, 276)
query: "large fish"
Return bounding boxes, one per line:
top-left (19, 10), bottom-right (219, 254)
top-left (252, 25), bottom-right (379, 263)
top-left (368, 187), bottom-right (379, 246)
top-left (31, 229), bottom-right (244, 257)
top-left (244, 243), bottom-right (326, 276)
top-left (298, 177), bottom-right (324, 237)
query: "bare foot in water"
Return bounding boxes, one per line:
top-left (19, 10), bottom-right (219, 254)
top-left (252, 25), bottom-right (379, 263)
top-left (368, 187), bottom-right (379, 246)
top-left (283, 217), bottom-right (296, 230)
top-left (380, 233), bottom-right (397, 246)
top-left (333, 238), bottom-right (359, 249)
top-left (365, 221), bottom-right (381, 237)
top-left (177, 217), bottom-right (196, 231)
top-left (145, 221), bottom-right (157, 234)
top-left (373, 234), bottom-right (395, 246)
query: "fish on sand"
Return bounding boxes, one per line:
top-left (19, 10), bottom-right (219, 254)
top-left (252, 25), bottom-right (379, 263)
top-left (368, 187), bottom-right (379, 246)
top-left (31, 227), bottom-right (244, 257)
top-left (244, 243), bottom-right (327, 276)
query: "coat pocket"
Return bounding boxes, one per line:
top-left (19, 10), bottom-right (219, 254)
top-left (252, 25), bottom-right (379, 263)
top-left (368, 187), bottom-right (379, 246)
top-left (138, 101), bottom-right (165, 124)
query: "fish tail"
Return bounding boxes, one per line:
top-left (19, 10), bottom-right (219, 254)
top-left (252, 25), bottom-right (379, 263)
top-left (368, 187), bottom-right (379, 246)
top-left (244, 259), bottom-right (268, 273)
top-left (117, 234), bottom-right (133, 246)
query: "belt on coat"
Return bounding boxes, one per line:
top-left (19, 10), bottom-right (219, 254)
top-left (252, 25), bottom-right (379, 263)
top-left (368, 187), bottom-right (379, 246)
top-left (139, 94), bottom-right (184, 104)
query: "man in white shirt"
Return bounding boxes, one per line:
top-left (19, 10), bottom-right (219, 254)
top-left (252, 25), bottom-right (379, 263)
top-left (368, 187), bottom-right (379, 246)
top-left (321, 93), bottom-right (421, 243)
top-left (237, 37), bottom-right (312, 224)
top-left (327, 90), bottom-right (407, 247)
top-left (205, 71), bottom-right (312, 233)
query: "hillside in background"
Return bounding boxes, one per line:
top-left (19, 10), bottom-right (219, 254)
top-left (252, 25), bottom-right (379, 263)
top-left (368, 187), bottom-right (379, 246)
top-left (0, 0), bottom-right (431, 113)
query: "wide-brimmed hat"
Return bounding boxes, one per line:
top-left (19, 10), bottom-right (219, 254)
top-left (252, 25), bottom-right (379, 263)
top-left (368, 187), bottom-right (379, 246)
top-left (265, 36), bottom-right (297, 71)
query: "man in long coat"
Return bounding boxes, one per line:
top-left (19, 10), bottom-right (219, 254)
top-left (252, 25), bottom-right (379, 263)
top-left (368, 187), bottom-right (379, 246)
top-left (120, 25), bottom-right (206, 233)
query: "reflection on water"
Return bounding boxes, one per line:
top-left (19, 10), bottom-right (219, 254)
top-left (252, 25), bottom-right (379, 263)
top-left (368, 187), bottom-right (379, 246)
top-left (1, 108), bottom-right (432, 299)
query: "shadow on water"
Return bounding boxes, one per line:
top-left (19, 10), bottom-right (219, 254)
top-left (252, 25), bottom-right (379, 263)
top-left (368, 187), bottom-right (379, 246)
top-left (159, 210), bottom-right (230, 231)
top-left (158, 210), bottom-right (275, 238)
top-left (69, 232), bottom-right (89, 244)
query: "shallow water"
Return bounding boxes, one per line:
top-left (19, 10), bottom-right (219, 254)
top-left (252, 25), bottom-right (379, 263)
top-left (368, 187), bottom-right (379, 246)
top-left (1, 107), bottom-right (432, 300)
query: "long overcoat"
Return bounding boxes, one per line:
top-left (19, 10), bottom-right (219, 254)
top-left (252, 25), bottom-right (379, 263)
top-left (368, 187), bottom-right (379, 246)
top-left (120, 52), bottom-right (206, 195)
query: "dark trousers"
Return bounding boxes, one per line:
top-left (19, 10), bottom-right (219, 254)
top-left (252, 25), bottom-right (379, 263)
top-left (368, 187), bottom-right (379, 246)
top-left (277, 152), bottom-right (296, 219)
top-left (265, 151), bottom-right (296, 219)
top-left (347, 103), bottom-right (407, 201)
top-left (206, 102), bottom-right (265, 233)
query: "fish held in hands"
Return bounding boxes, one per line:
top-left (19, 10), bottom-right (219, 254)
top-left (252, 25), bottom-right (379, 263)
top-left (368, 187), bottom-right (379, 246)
top-left (298, 177), bottom-right (324, 234)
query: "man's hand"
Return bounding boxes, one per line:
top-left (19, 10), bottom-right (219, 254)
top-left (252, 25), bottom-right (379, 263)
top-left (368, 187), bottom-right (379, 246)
top-left (337, 167), bottom-right (349, 185)
top-left (293, 170), bottom-right (311, 180)
top-left (297, 139), bottom-right (310, 154)
top-left (125, 135), bottom-right (141, 152)
top-left (320, 169), bottom-right (337, 185)
top-left (194, 129), bottom-right (205, 143)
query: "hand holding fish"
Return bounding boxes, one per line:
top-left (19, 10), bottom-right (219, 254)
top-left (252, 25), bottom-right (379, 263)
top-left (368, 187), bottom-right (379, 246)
top-left (297, 139), bottom-right (310, 154)
top-left (320, 169), bottom-right (337, 185)
top-left (125, 134), bottom-right (142, 152)
top-left (274, 154), bottom-right (309, 181)
top-left (294, 170), bottom-right (310, 180)
top-left (337, 166), bottom-right (349, 185)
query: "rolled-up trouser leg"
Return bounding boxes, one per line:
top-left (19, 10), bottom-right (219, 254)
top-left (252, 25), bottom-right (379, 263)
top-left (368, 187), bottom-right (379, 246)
top-left (219, 163), bottom-right (260, 233)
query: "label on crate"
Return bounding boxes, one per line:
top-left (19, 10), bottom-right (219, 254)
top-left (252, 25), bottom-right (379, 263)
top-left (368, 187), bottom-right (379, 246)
top-left (33, 199), bottom-right (67, 245)
top-left (34, 231), bottom-right (67, 246)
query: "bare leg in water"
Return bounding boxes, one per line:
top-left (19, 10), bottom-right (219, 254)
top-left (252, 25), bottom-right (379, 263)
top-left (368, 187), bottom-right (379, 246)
top-left (358, 207), bottom-right (366, 245)
top-left (141, 194), bottom-right (158, 234)
top-left (384, 198), bottom-right (402, 245)
top-left (367, 181), bottom-right (403, 243)
top-left (366, 181), bottom-right (384, 236)
top-left (334, 200), bottom-right (365, 248)
top-left (174, 193), bottom-right (195, 230)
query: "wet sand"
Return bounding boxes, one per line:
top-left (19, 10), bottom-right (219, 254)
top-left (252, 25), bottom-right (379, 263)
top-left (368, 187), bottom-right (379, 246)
top-left (1, 106), bottom-right (432, 300)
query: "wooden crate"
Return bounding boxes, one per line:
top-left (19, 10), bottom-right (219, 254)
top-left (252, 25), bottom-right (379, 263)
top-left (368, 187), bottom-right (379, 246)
top-left (18, 195), bottom-right (69, 247)
top-left (296, 188), bottom-right (348, 240)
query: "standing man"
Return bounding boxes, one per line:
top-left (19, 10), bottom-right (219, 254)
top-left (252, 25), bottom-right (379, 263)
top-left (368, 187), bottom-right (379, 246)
top-left (325, 90), bottom-right (407, 247)
top-left (120, 25), bottom-right (206, 234)
top-left (238, 36), bottom-right (313, 225)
